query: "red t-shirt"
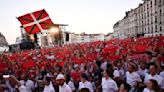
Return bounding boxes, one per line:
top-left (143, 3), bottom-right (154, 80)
top-left (71, 71), bottom-right (80, 82)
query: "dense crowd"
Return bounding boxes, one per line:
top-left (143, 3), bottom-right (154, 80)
top-left (0, 36), bottom-right (164, 92)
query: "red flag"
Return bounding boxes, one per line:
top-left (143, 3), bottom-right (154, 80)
top-left (22, 60), bottom-right (36, 68)
top-left (72, 57), bottom-right (83, 64)
top-left (103, 46), bottom-right (118, 54)
top-left (18, 9), bottom-right (53, 34)
top-left (108, 55), bottom-right (121, 61)
top-left (135, 45), bottom-right (148, 53)
top-left (57, 61), bottom-right (65, 67)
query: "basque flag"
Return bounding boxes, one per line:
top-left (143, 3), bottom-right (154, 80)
top-left (18, 9), bottom-right (53, 34)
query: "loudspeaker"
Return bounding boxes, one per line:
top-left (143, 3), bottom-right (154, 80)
top-left (66, 33), bottom-right (69, 41)
top-left (19, 42), bottom-right (35, 50)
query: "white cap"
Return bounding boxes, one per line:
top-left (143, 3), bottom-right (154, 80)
top-left (74, 64), bottom-right (79, 68)
top-left (56, 74), bottom-right (65, 80)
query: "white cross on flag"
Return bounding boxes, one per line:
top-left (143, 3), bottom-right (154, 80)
top-left (18, 9), bottom-right (53, 34)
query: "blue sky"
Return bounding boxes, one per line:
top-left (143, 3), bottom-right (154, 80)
top-left (0, 0), bottom-right (142, 44)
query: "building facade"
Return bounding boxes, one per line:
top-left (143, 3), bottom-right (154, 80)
top-left (113, 0), bottom-right (164, 38)
top-left (64, 33), bottom-right (105, 44)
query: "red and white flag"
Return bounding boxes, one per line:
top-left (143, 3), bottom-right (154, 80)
top-left (18, 9), bottom-right (53, 34)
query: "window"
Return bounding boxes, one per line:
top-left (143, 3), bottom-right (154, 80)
top-left (155, 16), bottom-right (157, 23)
top-left (150, 1), bottom-right (152, 7)
top-left (159, 0), bottom-right (161, 4)
top-left (151, 26), bottom-right (153, 33)
top-left (147, 4), bottom-right (149, 9)
top-left (155, 0), bottom-right (157, 5)
top-left (145, 21), bottom-right (146, 26)
top-left (160, 9), bottom-right (162, 16)
top-left (155, 25), bottom-right (157, 32)
top-left (155, 11), bottom-right (157, 14)
top-left (151, 9), bottom-right (153, 15)
top-left (160, 18), bottom-right (162, 24)
top-left (147, 11), bottom-right (149, 17)
top-left (160, 27), bottom-right (162, 31)
top-left (159, 0), bottom-right (162, 7)
top-left (145, 28), bottom-right (147, 33)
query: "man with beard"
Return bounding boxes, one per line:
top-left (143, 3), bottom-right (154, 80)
top-left (56, 73), bottom-right (72, 92)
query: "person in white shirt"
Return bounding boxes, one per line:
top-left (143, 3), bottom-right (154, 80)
top-left (56, 73), bottom-right (72, 92)
top-left (24, 75), bottom-right (35, 92)
top-left (5, 80), bottom-right (16, 92)
top-left (18, 85), bottom-right (28, 92)
top-left (43, 77), bottom-right (55, 92)
top-left (100, 61), bottom-right (107, 71)
top-left (144, 64), bottom-right (164, 89)
top-left (79, 73), bottom-right (94, 92)
top-left (19, 79), bottom-right (35, 92)
top-left (113, 69), bottom-right (120, 78)
top-left (143, 79), bottom-right (162, 92)
top-left (137, 62), bottom-right (148, 80)
top-left (126, 63), bottom-right (142, 91)
top-left (65, 74), bottom-right (75, 92)
top-left (101, 70), bottom-right (118, 92)
top-left (114, 60), bottom-right (125, 76)
top-left (5, 75), bottom-right (28, 92)
top-left (67, 81), bottom-right (75, 91)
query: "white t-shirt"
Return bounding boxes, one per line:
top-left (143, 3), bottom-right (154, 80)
top-left (5, 80), bottom-right (16, 92)
top-left (118, 68), bottom-right (125, 78)
top-left (101, 77), bottom-right (118, 92)
top-left (25, 80), bottom-right (35, 92)
top-left (137, 68), bottom-right (147, 78)
top-left (18, 85), bottom-right (28, 92)
top-left (144, 73), bottom-right (164, 89)
top-left (67, 81), bottom-right (75, 91)
top-left (143, 88), bottom-right (154, 92)
top-left (19, 80), bottom-right (25, 85)
top-left (113, 69), bottom-right (120, 78)
top-left (160, 70), bottom-right (164, 78)
top-left (43, 82), bottom-right (55, 92)
top-left (59, 83), bottom-right (72, 92)
top-left (100, 61), bottom-right (107, 70)
top-left (79, 81), bottom-right (93, 92)
top-left (126, 71), bottom-right (142, 87)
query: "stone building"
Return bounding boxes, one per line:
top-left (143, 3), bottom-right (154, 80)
top-left (113, 0), bottom-right (164, 38)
